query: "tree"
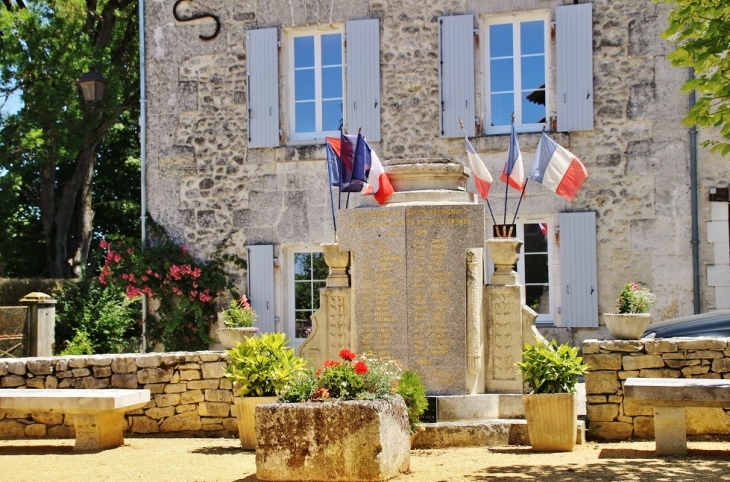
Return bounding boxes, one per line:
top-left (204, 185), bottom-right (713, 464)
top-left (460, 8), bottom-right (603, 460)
top-left (0, 0), bottom-right (140, 278)
top-left (658, 0), bottom-right (730, 154)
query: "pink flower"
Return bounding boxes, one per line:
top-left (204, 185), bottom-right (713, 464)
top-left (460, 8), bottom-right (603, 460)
top-left (114, 254), bottom-right (121, 263)
top-left (146, 269), bottom-right (152, 275)
top-left (126, 247), bottom-right (133, 254)
top-left (181, 245), bottom-right (188, 255)
top-left (125, 285), bottom-right (141, 298)
top-left (99, 239), bottom-right (107, 249)
top-left (354, 361), bottom-right (368, 374)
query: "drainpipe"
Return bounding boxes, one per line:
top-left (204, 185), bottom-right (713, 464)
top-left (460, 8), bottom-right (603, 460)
top-left (139, 0), bottom-right (148, 351)
top-left (689, 67), bottom-right (700, 314)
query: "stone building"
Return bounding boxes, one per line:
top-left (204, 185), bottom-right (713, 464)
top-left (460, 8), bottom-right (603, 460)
top-left (142, 0), bottom-right (729, 347)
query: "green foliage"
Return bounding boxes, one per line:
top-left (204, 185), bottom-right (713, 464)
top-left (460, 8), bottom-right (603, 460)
top-left (221, 295), bottom-right (256, 328)
top-left (516, 338), bottom-right (590, 394)
top-left (317, 360), bottom-right (365, 399)
top-left (53, 274), bottom-right (141, 354)
top-left (656, 0), bottom-right (730, 154)
top-left (278, 366), bottom-right (318, 403)
top-left (224, 332), bottom-right (306, 397)
top-left (616, 282), bottom-right (656, 314)
top-left (395, 370), bottom-right (428, 433)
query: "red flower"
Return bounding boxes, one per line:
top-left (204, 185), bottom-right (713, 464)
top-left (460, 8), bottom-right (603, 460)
top-left (339, 349), bottom-right (356, 361)
top-left (315, 369), bottom-right (322, 376)
top-left (323, 360), bottom-right (340, 368)
top-left (312, 387), bottom-right (330, 400)
top-left (354, 361), bottom-right (368, 374)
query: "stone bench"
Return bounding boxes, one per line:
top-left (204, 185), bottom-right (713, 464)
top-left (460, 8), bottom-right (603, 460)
top-left (624, 377), bottom-right (730, 455)
top-left (0, 389), bottom-right (150, 452)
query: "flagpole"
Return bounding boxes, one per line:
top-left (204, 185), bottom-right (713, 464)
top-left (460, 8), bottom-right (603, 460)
top-left (345, 127), bottom-right (362, 210)
top-left (459, 119), bottom-right (498, 227)
top-left (510, 123), bottom-right (543, 226)
top-left (338, 130), bottom-right (345, 210)
top-left (501, 112), bottom-right (516, 236)
top-left (325, 154), bottom-right (338, 242)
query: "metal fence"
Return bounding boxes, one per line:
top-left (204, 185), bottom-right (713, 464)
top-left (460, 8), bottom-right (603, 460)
top-left (0, 306), bottom-right (28, 358)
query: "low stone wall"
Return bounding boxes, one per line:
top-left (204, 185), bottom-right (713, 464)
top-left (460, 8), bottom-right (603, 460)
top-left (0, 352), bottom-right (239, 439)
top-left (583, 338), bottom-right (730, 441)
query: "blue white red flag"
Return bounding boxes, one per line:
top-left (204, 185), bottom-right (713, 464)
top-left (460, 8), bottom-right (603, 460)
top-left (359, 135), bottom-right (394, 205)
top-left (326, 133), bottom-right (365, 192)
top-left (500, 124), bottom-right (525, 192)
top-left (464, 134), bottom-right (493, 200)
top-left (527, 132), bottom-right (587, 202)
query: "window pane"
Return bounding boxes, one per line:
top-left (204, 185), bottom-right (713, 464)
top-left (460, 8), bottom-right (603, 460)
top-left (521, 56), bottom-right (545, 91)
top-left (295, 101), bottom-right (316, 133)
top-left (294, 36), bottom-right (314, 68)
top-left (524, 253), bottom-right (548, 284)
top-left (294, 253), bottom-right (311, 280)
top-left (489, 24), bottom-right (513, 58)
top-left (295, 282), bottom-right (313, 310)
top-left (524, 223), bottom-right (548, 252)
top-left (522, 91), bottom-right (546, 124)
top-left (312, 253), bottom-right (328, 280)
top-left (321, 33), bottom-right (342, 66)
top-left (526, 285), bottom-right (550, 314)
top-left (313, 281), bottom-right (326, 309)
top-left (295, 312), bottom-right (313, 338)
top-left (322, 66), bottom-right (342, 98)
top-left (294, 69), bottom-right (315, 101)
top-left (490, 93), bottom-right (513, 126)
top-left (490, 58), bottom-right (514, 93)
top-left (520, 21), bottom-right (544, 56)
top-left (322, 100), bottom-right (342, 131)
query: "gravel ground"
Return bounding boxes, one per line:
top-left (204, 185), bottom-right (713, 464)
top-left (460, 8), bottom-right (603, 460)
top-left (2, 437), bottom-right (730, 481)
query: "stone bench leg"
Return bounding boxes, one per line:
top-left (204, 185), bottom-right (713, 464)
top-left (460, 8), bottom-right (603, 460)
top-left (72, 412), bottom-right (125, 452)
top-left (653, 406), bottom-right (687, 456)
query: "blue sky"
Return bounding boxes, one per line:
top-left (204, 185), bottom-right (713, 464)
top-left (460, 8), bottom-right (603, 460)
top-left (1, 91), bottom-right (23, 115)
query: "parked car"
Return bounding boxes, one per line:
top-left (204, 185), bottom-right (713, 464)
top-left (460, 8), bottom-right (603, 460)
top-left (641, 311), bottom-right (730, 339)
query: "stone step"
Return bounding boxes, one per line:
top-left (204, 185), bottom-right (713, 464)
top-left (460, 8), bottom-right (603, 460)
top-left (412, 418), bottom-right (586, 449)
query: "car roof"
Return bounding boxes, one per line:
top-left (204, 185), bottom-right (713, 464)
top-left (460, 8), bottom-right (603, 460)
top-left (646, 310), bottom-right (730, 330)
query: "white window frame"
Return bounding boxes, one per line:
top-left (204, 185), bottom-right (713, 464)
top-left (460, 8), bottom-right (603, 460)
top-left (287, 27), bottom-right (344, 143)
top-left (487, 216), bottom-right (555, 324)
top-left (482, 12), bottom-right (550, 135)
top-left (284, 244), bottom-right (326, 350)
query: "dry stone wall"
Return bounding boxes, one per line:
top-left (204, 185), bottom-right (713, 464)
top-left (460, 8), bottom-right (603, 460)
top-left (583, 338), bottom-right (730, 441)
top-left (0, 352), bottom-right (239, 439)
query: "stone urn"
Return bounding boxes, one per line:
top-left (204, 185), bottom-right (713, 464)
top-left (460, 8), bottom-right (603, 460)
top-left (255, 397), bottom-right (411, 481)
top-left (603, 313), bottom-right (651, 340)
top-left (486, 237), bottom-right (523, 285)
top-left (321, 241), bottom-right (349, 287)
top-left (234, 396), bottom-right (278, 450)
top-left (217, 327), bottom-right (259, 349)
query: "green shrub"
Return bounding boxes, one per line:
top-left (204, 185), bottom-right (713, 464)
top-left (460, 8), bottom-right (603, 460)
top-left (395, 370), bottom-right (428, 433)
top-left (61, 330), bottom-right (94, 355)
top-left (516, 338), bottom-right (590, 394)
top-left (224, 332), bottom-right (306, 397)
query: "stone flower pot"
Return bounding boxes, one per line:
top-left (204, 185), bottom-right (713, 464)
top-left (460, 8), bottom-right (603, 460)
top-left (255, 397), bottom-right (411, 481)
top-left (234, 395), bottom-right (278, 450)
top-left (486, 237), bottom-right (523, 285)
top-left (603, 313), bottom-right (651, 340)
top-left (523, 392), bottom-right (577, 452)
top-left (217, 327), bottom-right (258, 349)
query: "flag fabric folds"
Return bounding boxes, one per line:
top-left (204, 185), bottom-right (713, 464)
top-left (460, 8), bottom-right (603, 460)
top-left (326, 133), bottom-right (365, 192)
top-left (500, 124), bottom-right (525, 192)
top-left (364, 141), bottom-right (394, 205)
top-left (527, 132), bottom-right (588, 202)
top-left (464, 134), bottom-right (493, 201)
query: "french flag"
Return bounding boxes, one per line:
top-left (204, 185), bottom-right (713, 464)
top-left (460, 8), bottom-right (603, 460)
top-left (464, 134), bottom-right (493, 201)
top-left (527, 132), bottom-right (587, 202)
top-left (499, 124), bottom-right (525, 192)
top-left (358, 134), bottom-right (394, 205)
top-left (326, 134), bottom-right (365, 192)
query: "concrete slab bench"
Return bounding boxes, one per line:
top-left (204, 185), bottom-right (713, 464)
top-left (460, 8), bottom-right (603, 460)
top-left (0, 389), bottom-right (150, 452)
top-left (624, 377), bottom-right (730, 455)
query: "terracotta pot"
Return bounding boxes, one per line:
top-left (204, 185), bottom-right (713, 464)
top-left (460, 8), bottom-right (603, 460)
top-left (217, 327), bottom-right (258, 349)
top-left (523, 392), bottom-right (577, 452)
top-left (603, 313), bottom-right (651, 340)
top-left (234, 396), bottom-right (278, 450)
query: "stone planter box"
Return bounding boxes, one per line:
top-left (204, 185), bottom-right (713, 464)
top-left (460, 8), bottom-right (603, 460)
top-left (255, 396), bottom-right (411, 481)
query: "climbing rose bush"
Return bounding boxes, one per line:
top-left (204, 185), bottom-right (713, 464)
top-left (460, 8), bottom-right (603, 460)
top-left (99, 235), bottom-right (243, 351)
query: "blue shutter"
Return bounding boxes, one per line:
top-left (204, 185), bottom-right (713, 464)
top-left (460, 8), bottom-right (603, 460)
top-left (560, 212), bottom-right (598, 327)
top-left (346, 19), bottom-right (380, 141)
top-left (247, 245), bottom-right (276, 333)
top-left (247, 28), bottom-right (280, 148)
top-left (556, 3), bottom-right (593, 132)
top-left (439, 15), bottom-right (475, 137)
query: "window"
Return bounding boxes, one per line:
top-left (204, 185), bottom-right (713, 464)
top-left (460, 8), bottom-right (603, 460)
top-left (289, 30), bottom-right (343, 141)
top-left (484, 14), bottom-right (549, 134)
top-left (288, 248), bottom-right (328, 342)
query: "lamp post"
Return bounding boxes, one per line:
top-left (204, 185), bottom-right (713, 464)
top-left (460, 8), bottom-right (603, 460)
top-left (77, 67), bottom-right (106, 103)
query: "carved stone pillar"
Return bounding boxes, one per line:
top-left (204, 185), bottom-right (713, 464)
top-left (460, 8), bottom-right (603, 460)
top-left (298, 243), bottom-right (353, 368)
top-left (465, 249), bottom-right (485, 394)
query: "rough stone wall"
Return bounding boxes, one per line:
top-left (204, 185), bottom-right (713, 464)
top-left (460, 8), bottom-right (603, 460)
top-left (144, 0), bottom-right (723, 328)
top-left (583, 338), bottom-right (730, 441)
top-left (0, 353), bottom-right (239, 439)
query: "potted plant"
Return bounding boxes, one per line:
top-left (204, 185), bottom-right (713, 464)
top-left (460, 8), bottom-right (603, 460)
top-left (603, 282), bottom-right (656, 339)
top-left (224, 332), bottom-right (305, 449)
top-left (516, 338), bottom-right (589, 452)
top-left (217, 295), bottom-right (259, 349)
top-left (255, 349), bottom-right (427, 481)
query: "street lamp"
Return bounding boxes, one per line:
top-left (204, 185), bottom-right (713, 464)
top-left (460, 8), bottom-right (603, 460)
top-left (77, 67), bottom-right (106, 103)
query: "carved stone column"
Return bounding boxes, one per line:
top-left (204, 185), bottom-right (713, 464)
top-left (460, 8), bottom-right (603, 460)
top-left (466, 249), bottom-right (485, 394)
top-left (298, 243), bottom-right (353, 368)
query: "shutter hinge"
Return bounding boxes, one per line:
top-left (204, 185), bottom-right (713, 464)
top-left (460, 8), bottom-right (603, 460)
top-left (473, 28), bottom-right (479, 35)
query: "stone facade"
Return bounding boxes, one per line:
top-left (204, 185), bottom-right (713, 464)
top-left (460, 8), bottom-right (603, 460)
top-left (144, 0), bottom-right (727, 341)
top-left (583, 338), bottom-right (730, 441)
top-left (0, 353), bottom-right (239, 439)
